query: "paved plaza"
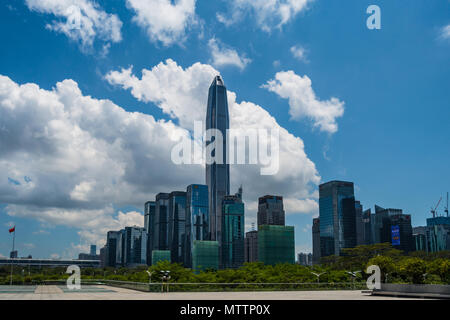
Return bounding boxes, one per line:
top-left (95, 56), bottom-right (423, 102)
top-left (0, 285), bottom-right (421, 300)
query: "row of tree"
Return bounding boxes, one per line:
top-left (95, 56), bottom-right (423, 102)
top-left (1, 243), bottom-right (449, 285)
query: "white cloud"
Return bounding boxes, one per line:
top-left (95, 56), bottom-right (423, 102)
top-left (440, 24), bottom-right (450, 40)
top-left (262, 70), bottom-right (344, 133)
top-left (290, 45), bottom-right (308, 62)
top-left (218, 0), bottom-right (312, 31)
top-left (126, 0), bottom-right (198, 46)
top-left (208, 38), bottom-right (251, 70)
top-left (25, 0), bottom-right (122, 51)
top-left (105, 59), bottom-right (321, 220)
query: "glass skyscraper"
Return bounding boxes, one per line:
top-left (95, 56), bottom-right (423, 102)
top-left (205, 75), bottom-right (230, 247)
top-left (221, 195), bottom-right (245, 269)
top-left (185, 184), bottom-right (209, 267)
top-left (192, 240), bottom-right (219, 272)
top-left (122, 226), bottom-right (147, 267)
top-left (144, 200), bottom-right (156, 264)
top-left (168, 191), bottom-right (187, 264)
top-left (319, 180), bottom-right (357, 257)
top-left (154, 193), bottom-right (170, 251)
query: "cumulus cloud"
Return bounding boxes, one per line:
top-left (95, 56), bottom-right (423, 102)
top-left (262, 71), bottom-right (344, 133)
top-left (105, 59), bottom-right (320, 218)
top-left (217, 0), bottom-right (312, 31)
top-left (440, 24), bottom-right (450, 40)
top-left (126, 0), bottom-right (198, 46)
top-left (25, 0), bottom-right (122, 52)
top-left (208, 38), bottom-right (251, 70)
top-left (290, 45), bottom-right (308, 62)
top-left (0, 74), bottom-right (201, 251)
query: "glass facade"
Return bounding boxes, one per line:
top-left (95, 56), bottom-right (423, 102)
top-left (319, 181), bottom-right (356, 257)
top-left (151, 250), bottom-right (171, 265)
top-left (144, 200), bottom-right (156, 265)
top-left (154, 193), bottom-right (170, 250)
top-left (122, 226), bottom-right (147, 267)
top-left (221, 195), bottom-right (244, 269)
top-left (205, 75), bottom-right (230, 246)
top-left (192, 240), bottom-right (219, 272)
top-left (244, 230), bottom-right (258, 263)
top-left (312, 218), bottom-right (320, 264)
top-left (106, 230), bottom-right (121, 267)
top-left (185, 184), bottom-right (209, 267)
top-left (168, 191), bottom-right (187, 265)
top-left (258, 225), bottom-right (295, 265)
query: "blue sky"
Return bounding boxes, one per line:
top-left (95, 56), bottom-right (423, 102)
top-left (0, 0), bottom-right (449, 259)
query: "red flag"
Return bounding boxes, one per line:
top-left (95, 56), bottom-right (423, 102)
top-left (8, 226), bottom-right (15, 233)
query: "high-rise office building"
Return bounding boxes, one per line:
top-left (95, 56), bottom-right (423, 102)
top-left (371, 205), bottom-right (402, 244)
top-left (154, 193), bottom-right (170, 251)
top-left (192, 240), bottom-right (219, 272)
top-left (297, 253), bottom-right (312, 266)
top-left (90, 244), bottom-right (96, 256)
top-left (386, 213), bottom-right (414, 253)
top-left (205, 75), bottom-right (230, 245)
top-left (221, 194), bottom-right (245, 269)
top-left (168, 191), bottom-right (187, 265)
top-left (122, 226), bottom-right (147, 267)
top-left (355, 201), bottom-right (364, 245)
top-left (106, 230), bottom-right (122, 267)
top-left (144, 200), bottom-right (156, 264)
top-left (185, 184), bottom-right (209, 267)
top-left (312, 218), bottom-right (320, 265)
top-left (258, 225), bottom-right (295, 265)
top-left (257, 195), bottom-right (285, 226)
top-left (152, 250), bottom-right (171, 265)
top-left (413, 226), bottom-right (428, 252)
top-left (362, 208), bottom-right (372, 245)
top-left (244, 230), bottom-right (258, 263)
top-left (319, 180), bottom-right (357, 257)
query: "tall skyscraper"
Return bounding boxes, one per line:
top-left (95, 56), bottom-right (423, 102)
top-left (185, 184), bottom-right (209, 267)
top-left (319, 180), bottom-right (357, 257)
top-left (222, 194), bottom-right (245, 269)
top-left (312, 218), bottom-right (320, 264)
top-left (90, 244), bottom-right (96, 256)
top-left (205, 75), bottom-right (230, 245)
top-left (168, 191), bottom-right (187, 264)
top-left (106, 230), bottom-right (122, 267)
top-left (257, 195), bottom-right (285, 226)
top-left (144, 200), bottom-right (156, 264)
top-left (355, 201), bottom-right (364, 245)
top-left (154, 193), bottom-right (170, 251)
top-left (244, 230), bottom-right (258, 263)
top-left (122, 226), bottom-right (147, 267)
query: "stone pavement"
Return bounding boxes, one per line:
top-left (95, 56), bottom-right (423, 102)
top-left (0, 285), bottom-right (422, 300)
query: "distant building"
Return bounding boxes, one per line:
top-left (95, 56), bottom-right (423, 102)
top-left (192, 240), bottom-right (219, 272)
top-left (312, 218), bottom-right (320, 265)
top-left (355, 201), bottom-right (364, 245)
top-left (221, 194), bottom-right (245, 269)
top-left (151, 250), bottom-right (171, 265)
top-left (319, 181), bottom-right (357, 257)
top-left (168, 191), bottom-right (187, 265)
top-left (154, 193), bottom-right (170, 251)
top-left (258, 225), bottom-right (295, 265)
top-left (426, 224), bottom-right (450, 253)
top-left (78, 253), bottom-right (100, 261)
top-left (144, 201), bottom-right (156, 264)
top-left (413, 226), bottom-right (428, 252)
top-left (10, 250), bottom-right (18, 259)
top-left (90, 245), bottom-right (96, 256)
top-left (99, 246), bottom-right (107, 268)
top-left (244, 230), bottom-right (258, 263)
top-left (362, 208), bottom-right (372, 245)
top-left (122, 226), bottom-right (147, 267)
top-left (185, 184), bottom-right (209, 268)
top-left (257, 195), bottom-right (285, 227)
top-left (297, 253), bottom-right (312, 266)
top-left (106, 230), bottom-right (122, 267)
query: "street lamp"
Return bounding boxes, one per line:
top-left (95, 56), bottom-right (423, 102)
top-left (310, 271), bottom-right (326, 285)
top-left (146, 270), bottom-right (154, 283)
top-left (160, 270), bottom-right (171, 293)
top-left (346, 271), bottom-right (361, 290)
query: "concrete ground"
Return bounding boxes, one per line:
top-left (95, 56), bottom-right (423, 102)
top-left (0, 285), bottom-right (422, 300)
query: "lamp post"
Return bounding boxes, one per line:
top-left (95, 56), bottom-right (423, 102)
top-left (346, 271), bottom-right (361, 290)
top-left (160, 270), bottom-right (171, 293)
top-left (310, 271), bottom-right (326, 287)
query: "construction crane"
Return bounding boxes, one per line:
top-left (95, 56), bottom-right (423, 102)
top-left (445, 192), bottom-right (449, 218)
top-left (431, 197), bottom-right (442, 218)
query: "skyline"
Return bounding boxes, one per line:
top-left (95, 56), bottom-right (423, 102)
top-left (0, 0), bottom-right (449, 259)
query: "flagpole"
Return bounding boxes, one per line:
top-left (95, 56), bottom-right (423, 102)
top-left (10, 229), bottom-right (15, 286)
